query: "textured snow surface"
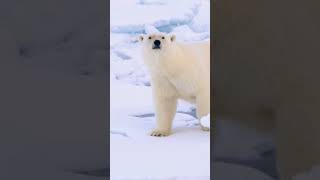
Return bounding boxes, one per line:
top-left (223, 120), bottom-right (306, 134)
top-left (110, 76), bottom-right (210, 179)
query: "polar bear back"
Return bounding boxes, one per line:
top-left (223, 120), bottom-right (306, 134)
top-left (177, 40), bottom-right (210, 72)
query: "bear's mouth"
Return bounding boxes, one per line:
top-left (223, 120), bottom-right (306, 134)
top-left (152, 46), bottom-right (161, 50)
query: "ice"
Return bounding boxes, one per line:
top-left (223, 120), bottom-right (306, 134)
top-left (189, 0), bottom-right (210, 33)
top-left (110, 0), bottom-right (201, 33)
top-left (137, 0), bottom-right (169, 5)
top-left (171, 25), bottom-right (209, 42)
top-left (144, 25), bottom-right (160, 34)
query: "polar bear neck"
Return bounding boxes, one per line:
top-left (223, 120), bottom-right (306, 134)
top-left (160, 44), bottom-right (181, 61)
top-left (153, 44), bottom-right (184, 76)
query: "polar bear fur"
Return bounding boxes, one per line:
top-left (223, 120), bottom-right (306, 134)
top-left (139, 33), bottom-right (210, 136)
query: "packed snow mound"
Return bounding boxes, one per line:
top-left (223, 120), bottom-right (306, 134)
top-left (144, 24), bottom-right (160, 34)
top-left (171, 25), bottom-right (209, 41)
top-left (200, 114), bottom-right (210, 128)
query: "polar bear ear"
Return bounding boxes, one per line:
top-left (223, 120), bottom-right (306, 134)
top-left (138, 35), bottom-right (144, 42)
top-left (170, 34), bottom-right (176, 42)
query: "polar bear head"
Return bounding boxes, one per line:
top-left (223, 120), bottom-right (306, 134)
top-left (138, 33), bottom-right (176, 53)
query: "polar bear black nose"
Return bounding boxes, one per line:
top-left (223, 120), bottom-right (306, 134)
top-left (154, 40), bottom-right (161, 46)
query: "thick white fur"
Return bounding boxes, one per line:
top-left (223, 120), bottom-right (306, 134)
top-left (139, 33), bottom-right (210, 136)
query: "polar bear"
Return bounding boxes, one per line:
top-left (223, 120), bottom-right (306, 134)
top-left (138, 33), bottom-right (210, 136)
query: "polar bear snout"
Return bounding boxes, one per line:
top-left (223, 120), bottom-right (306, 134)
top-left (154, 40), bottom-right (161, 46)
top-left (152, 40), bottom-right (161, 49)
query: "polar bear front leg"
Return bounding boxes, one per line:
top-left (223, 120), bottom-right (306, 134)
top-left (196, 90), bottom-right (210, 131)
top-left (151, 95), bottom-right (178, 137)
top-left (150, 76), bottom-right (178, 137)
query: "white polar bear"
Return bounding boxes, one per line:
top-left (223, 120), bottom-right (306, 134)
top-left (138, 33), bottom-right (210, 136)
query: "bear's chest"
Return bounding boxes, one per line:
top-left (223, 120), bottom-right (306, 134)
top-left (169, 76), bottom-right (198, 102)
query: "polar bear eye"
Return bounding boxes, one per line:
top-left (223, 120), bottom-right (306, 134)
top-left (162, 36), bottom-right (165, 39)
top-left (148, 36), bottom-right (152, 39)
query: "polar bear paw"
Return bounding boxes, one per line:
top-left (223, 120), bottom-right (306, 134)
top-left (200, 125), bottom-right (210, 131)
top-left (150, 129), bottom-right (170, 137)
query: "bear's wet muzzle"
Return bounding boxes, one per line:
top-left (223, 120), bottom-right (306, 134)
top-left (152, 40), bottom-right (161, 49)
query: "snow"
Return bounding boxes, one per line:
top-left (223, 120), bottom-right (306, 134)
top-left (189, 0), bottom-right (210, 33)
top-left (110, 0), bottom-right (202, 34)
top-left (200, 114), bottom-right (210, 128)
top-left (110, 0), bottom-right (276, 180)
top-left (110, 69), bottom-right (210, 179)
top-left (145, 24), bottom-right (160, 34)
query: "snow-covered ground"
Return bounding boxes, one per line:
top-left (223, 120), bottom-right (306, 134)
top-left (110, 0), bottom-right (276, 180)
